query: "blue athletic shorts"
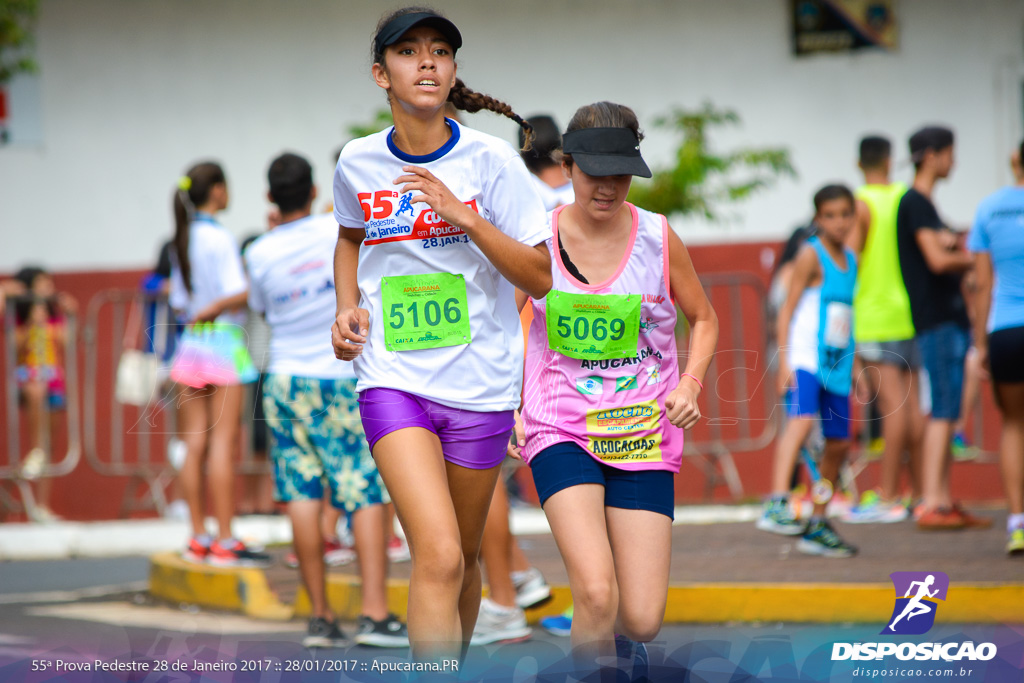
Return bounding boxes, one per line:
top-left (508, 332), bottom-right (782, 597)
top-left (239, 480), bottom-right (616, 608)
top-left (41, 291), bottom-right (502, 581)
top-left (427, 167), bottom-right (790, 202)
top-left (263, 374), bottom-right (388, 513)
top-left (786, 369), bottom-right (850, 440)
top-left (529, 442), bottom-right (675, 519)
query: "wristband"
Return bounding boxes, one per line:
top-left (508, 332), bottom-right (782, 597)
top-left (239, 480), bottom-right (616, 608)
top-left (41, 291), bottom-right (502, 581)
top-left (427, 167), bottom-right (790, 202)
top-left (681, 372), bottom-right (703, 390)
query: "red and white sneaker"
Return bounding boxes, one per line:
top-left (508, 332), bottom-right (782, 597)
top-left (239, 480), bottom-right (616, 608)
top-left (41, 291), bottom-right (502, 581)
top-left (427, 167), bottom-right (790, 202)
top-left (182, 537), bottom-right (210, 564)
top-left (284, 537), bottom-right (356, 568)
top-left (208, 539), bottom-right (272, 568)
top-left (387, 535), bottom-right (411, 563)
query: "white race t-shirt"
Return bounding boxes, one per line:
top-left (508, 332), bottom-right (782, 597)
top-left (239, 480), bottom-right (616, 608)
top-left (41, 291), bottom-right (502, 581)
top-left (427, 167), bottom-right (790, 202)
top-left (169, 215), bottom-right (247, 326)
top-left (529, 175), bottom-right (576, 211)
top-left (245, 213), bottom-right (355, 380)
top-left (333, 118), bottom-right (550, 411)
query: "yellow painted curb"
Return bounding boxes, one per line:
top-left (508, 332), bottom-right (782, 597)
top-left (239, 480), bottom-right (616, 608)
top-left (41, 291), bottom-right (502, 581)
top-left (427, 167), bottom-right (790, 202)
top-left (148, 552), bottom-right (292, 621)
top-left (149, 554), bottom-right (1024, 625)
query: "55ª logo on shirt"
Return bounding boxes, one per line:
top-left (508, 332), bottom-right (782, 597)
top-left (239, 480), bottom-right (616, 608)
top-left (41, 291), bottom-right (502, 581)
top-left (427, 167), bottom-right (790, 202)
top-left (359, 190), bottom-right (479, 246)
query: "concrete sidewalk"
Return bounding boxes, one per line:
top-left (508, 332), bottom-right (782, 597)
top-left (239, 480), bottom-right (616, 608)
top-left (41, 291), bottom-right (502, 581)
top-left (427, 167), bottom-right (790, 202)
top-left (146, 505), bottom-right (1024, 625)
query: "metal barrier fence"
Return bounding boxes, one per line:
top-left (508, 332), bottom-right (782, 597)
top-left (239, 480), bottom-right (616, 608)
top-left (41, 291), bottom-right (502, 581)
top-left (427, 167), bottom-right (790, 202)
top-left (0, 295), bottom-right (82, 520)
top-left (8, 278), bottom-right (998, 515)
top-left (683, 273), bottom-right (780, 501)
top-left (82, 289), bottom-right (270, 518)
top-left (82, 289), bottom-right (177, 517)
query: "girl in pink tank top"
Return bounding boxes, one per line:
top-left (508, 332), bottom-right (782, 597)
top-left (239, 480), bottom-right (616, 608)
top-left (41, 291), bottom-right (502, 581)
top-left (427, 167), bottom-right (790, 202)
top-left (515, 102), bottom-right (718, 679)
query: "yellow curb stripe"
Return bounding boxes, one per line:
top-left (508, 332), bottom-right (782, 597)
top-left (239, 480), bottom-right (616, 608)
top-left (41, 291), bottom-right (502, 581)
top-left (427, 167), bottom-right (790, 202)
top-left (148, 552), bottom-right (291, 621)
top-left (150, 554), bottom-right (1024, 625)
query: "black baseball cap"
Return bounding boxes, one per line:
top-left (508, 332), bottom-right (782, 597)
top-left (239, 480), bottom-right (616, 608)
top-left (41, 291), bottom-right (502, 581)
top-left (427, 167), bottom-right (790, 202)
top-left (908, 126), bottom-right (954, 162)
top-left (562, 128), bottom-right (651, 178)
top-left (374, 12), bottom-right (462, 57)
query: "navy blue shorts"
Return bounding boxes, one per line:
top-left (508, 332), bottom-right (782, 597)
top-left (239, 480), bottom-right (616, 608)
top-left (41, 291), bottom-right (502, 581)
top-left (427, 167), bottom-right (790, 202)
top-left (785, 369), bottom-right (850, 440)
top-left (529, 442), bottom-right (675, 519)
top-left (916, 323), bottom-right (970, 420)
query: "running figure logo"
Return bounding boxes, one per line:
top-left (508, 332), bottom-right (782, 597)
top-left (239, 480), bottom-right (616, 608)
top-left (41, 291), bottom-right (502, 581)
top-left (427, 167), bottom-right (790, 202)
top-left (882, 571), bottom-right (949, 635)
top-left (396, 193), bottom-right (414, 217)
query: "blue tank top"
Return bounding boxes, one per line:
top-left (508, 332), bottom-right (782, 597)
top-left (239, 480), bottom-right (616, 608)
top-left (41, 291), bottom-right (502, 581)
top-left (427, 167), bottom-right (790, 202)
top-left (811, 237), bottom-right (857, 395)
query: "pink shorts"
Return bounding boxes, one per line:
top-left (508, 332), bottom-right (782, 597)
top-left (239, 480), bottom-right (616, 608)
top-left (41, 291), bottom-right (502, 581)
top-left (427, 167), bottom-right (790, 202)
top-left (358, 388), bottom-right (514, 470)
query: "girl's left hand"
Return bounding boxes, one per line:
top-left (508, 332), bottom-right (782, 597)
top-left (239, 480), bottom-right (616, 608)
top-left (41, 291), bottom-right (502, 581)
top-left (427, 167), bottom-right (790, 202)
top-left (394, 166), bottom-right (476, 230)
top-left (665, 383), bottom-right (701, 430)
top-left (191, 302), bottom-right (221, 324)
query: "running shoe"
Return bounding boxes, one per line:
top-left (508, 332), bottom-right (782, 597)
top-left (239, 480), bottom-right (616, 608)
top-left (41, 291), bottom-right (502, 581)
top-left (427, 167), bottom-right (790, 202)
top-left (182, 536), bottom-right (210, 564)
top-left (951, 432), bottom-right (977, 461)
top-left (541, 606), bottom-right (573, 636)
top-left (843, 491), bottom-right (909, 524)
top-left (207, 539), bottom-right (273, 568)
top-left (284, 537), bottom-right (356, 569)
top-left (512, 567), bottom-right (552, 609)
top-left (916, 507), bottom-right (966, 531)
top-left (470, 598), bottom-right (531, 645)
top-left (302, 617), bottom-right (348, 648)
top-left (29, 505), bottom-right (63, 524)
top-left (756, 498), bottom-right (804, 536)
top-left (951, 503), bottom-right (993, 529)
top-left (797, 519), bottom-right (857, 558)
top-left (387, 535), bottom-right (411, 563)
top-left (354, 613), bottom-right (410, 648)
top-left (1007, 529), bottom-right (1024, 556)
top-left (614, 635), bottom-right (650, 683)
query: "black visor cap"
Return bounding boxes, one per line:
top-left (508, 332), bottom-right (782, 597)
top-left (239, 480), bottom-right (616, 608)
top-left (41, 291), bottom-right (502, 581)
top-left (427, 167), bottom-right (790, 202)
top-left (374, 12), bottom-right (463, 57)
top-left (562, 128), bottom-right (651, 178)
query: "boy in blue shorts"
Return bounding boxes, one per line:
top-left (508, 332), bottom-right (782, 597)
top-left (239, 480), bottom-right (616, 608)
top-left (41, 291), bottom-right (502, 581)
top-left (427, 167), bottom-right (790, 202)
top-left (245, 153), bottom-right (408, 648)
top-left (758, 185), bottom-right (859, 557)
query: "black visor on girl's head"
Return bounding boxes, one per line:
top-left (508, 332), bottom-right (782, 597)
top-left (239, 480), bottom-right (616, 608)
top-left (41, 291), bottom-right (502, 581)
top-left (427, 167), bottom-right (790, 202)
top-left (375, 12), bottom-right (462, 57)
top-left (562, 128), bottom-right (651, 178)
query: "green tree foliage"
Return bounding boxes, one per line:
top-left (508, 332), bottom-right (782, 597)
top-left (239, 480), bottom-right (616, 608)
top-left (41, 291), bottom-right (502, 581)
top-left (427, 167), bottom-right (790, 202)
top-left (628, 103), bottom-right (796, 220)
top-left (0, 0), bottom-right (38, 83)
top-left (346, 109), bottom-right (393, 140)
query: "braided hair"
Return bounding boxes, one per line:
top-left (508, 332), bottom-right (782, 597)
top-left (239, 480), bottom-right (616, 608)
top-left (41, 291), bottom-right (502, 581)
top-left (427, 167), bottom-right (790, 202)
top-left (372, 6), bottom-right (533, 150)
top-left (447, 78), bottom-right (532, 150)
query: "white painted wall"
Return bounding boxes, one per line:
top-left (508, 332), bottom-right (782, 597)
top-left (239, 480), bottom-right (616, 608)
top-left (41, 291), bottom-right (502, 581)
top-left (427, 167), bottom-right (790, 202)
top-left (1, 0), bottom-right (1022, 272)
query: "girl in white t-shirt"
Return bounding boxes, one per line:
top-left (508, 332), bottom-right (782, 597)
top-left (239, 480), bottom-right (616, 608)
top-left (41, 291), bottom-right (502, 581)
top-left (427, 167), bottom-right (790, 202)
top-left (169, 162), bottom-right (268, 568)
top-left (330, 7), bottom-right (551, 662)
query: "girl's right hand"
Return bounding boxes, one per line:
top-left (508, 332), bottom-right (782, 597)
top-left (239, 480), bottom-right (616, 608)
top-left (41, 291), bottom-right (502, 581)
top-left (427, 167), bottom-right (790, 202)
top-left (506, 410), bottom-right (525, 461)
top-left (332, 307), bottom-right (370, 360)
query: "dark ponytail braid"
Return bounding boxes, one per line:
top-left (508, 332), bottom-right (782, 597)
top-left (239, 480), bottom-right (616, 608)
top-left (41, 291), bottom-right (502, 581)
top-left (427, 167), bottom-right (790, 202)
top-left (448, 78), bottom-right (533, 151)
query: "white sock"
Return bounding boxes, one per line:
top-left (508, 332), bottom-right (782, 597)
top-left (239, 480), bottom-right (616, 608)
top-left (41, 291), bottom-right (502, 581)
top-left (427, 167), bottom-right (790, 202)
top-left (483, 598), bottom-right (518, 615)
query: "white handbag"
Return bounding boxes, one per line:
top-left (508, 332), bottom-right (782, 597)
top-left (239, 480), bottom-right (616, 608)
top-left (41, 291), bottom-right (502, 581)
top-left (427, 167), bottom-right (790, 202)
top-left (115, 296), bottom-right (159, 405)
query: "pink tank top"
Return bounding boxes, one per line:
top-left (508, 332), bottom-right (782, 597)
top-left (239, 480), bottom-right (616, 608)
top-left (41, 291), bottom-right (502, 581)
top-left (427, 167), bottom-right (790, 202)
top-left (522, 202), bottom-right (682, 472)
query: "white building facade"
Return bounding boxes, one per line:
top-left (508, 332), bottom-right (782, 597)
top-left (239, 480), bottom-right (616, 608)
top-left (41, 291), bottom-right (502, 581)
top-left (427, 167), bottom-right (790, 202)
top-left (1, 0), bottom-right (1022, 272)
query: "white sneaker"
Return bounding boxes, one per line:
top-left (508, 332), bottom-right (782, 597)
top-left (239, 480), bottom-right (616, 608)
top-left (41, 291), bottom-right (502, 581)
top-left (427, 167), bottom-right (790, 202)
top-left (471, 598), bottom-right (531, 645)
top-left (511, 567), bottom-right (552, 609)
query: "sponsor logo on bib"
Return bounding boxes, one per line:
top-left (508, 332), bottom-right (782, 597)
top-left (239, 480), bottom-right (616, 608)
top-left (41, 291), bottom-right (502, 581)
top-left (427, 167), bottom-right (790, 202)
top-left (360, 190), bottom-right (478, 246)
top-left (585, 399), bottom-right (664, 464)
